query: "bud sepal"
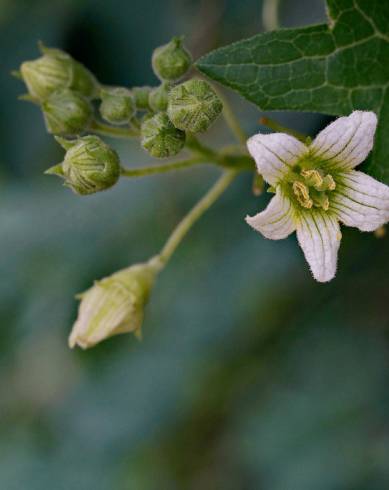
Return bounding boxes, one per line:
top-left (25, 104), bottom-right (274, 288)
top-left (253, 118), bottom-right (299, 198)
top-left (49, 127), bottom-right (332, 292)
top-left (47, 135), bottom-right (121, 195)
top-left (69, 257), bottom-right (162, 349)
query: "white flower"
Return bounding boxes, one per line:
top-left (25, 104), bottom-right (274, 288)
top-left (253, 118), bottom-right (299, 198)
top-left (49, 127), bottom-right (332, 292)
top-left (246, 111), bottom-right (389, 282)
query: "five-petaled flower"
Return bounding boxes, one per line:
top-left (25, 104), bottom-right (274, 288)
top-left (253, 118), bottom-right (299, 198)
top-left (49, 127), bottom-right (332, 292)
top-left (246, 111), bottom-right (389, 282)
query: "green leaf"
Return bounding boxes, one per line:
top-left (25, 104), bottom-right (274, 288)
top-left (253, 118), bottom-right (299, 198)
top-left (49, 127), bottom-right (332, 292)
top-left (196, 0), bottom-right (389, 183)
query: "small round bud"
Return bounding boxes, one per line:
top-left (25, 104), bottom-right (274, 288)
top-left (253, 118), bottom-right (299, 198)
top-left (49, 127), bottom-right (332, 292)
top-left (99, 87), bottom-right (135, 125)
top-left (41, 89), bottom-right (92, 135)
top-left (141, 112), bottom-right (185, 158)
top-left (148, 83), bottom-right (170, 112)
top-left (132, 86), bottom-right (152, 110)
top-left (152, 37), bottom-right (192, 81)
top-left (46, 135), bottom-right (120, 195)
top-left (20, 43), bottom-right (97, 100)
top-left (167, 79), bottom-right (223, 133)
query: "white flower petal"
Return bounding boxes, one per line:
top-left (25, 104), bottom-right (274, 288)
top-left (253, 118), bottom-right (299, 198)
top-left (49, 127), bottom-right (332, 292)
top-left (296, 211), bottom-right (341, 283)
top-left (330, 170), bottom-right (389, 231)
top-left (311, 111), bottom-right (377, 170)
top-left (247, 132), bottom-right (307, 186)
top-left (246, 187), bottom-right (296, 239)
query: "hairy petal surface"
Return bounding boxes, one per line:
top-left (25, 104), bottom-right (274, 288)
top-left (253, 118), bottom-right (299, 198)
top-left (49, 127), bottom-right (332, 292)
top-left (296, 211), bottom-right (341, 283)
top-left (247, 132), bottom-right (307, 186)
top-left (246, 187), bottom-right (296, 239)
top-left (330, 170), bottom-right (389, 231)
top-left (311, 111), bottom-right (377, 171)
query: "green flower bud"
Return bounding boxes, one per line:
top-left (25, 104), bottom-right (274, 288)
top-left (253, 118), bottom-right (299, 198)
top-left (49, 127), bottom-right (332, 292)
top-left (41, 89), bottom-right (92, 135)
top-left (68, 258), bottom-right (162, 348)
top-left (148, 83), bottom-right (170, 112)
top-left (141, 112), bottom-right (185, 158)
top-left (20, 42), bottom-right (97, 100)
top-left (152, 37), bottom-right (192, 81)
top-left (132, 86), bottom-right (152, 110)
top-left (167, 79), bottom-right (223, 133)
top-left (99, 86), bottom-right (135, 125)
top-left (46, 135), bottom-right (120, 195)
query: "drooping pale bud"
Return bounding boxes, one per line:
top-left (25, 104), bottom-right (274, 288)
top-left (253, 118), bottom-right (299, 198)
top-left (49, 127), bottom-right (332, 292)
top-left (141, 112), bottom-right (185, 158)
top-left (19, 42), bottom-right (97, 100)
top-left (99, 86), bottom-right (135, 125)
top-left (167, 79), bottom-right (223, 133)
top-left (148, 83), bottom-right (170, 112)
top-left (41, 89), bottom-right (92, 135)
top-left (68, 258), bottom-right (162, 349)
top-left (132, 86), bottom-right (152, 111)
top-left (46, 135), bottom-right (120, 195)
top-left (152, 37), bottom-right (192, 81)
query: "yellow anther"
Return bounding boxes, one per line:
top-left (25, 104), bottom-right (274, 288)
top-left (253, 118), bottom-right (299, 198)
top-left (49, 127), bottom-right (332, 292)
top-left (322, 174), bottom-right (336, 191)
top-left (293, 181), bottom-right (313, 209)
top-left (301, 169), bottom-right (323, 188)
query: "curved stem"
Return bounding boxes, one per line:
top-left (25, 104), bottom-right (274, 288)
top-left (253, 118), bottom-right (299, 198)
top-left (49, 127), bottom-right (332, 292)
top-left (158, 169), bottom-right (238, 266)
top-left (262, 0), bottom-right (280, 31)
top-left (259, 116), bottom-right (307, 143)
top-left (120, 157), bottom-right (210, 178)
top-left (214, 91), bottom-right (247, 145)
top-left (89, 120), bottom-right (140, 139)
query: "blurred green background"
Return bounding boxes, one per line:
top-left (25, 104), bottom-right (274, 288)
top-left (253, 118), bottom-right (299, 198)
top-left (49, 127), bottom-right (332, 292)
top-left (1, 0), bottom-right (389, 489)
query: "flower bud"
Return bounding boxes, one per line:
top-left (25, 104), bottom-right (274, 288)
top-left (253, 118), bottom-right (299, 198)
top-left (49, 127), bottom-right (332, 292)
top-left (167, 79), bottom-right (223, 133)
top-left (141, 112), bottom-right (185, 158)
top-left (46, 135), bottom-right (120, 195)
top-left (148, 83), bottom-right (170, 112)
top-left (41, 89), bottom-right (92, 135)
top-left (68, 258), bottom-right (162, 348)
top-left (132, 86), bottom-right (152, 110)
top-left (99, 87), bottom-right (135, 125)
top-left (20, 42), bottom-right (97, 100)
top-left (152, 37), bottom-right (192, 81)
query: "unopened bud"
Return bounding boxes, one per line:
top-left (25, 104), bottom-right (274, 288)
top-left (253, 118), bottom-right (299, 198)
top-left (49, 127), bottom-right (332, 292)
top-left (132, 86), bottom-right (152, 110)
top-left (152, 36), bottom-right (192, 81)
top-left (167, 79), bottom-right (223, 133)
top-left (141, 112), bottom-right (185, 158)
top-left (69, 258), bottom-right (162, 348)
top-left (41, 89), bottom-right (92, 135)
top-left (99, 87), bottom-right (135, 125)
top-left (148, 83), bottom-right (170, 112)
top-left (46, 135), bottom-right (120, 195)
top-left (19, 42), bottom-right (97, 100)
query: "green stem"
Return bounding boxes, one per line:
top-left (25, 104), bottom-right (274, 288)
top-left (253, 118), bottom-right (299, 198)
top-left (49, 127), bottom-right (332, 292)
top-left (157, 169), bottom-right (238, 266)
top-left (120, 157), bottom-right (208, 178)
top-left (217, 92), bottom-right (247, 145)
top-left (262, 0), bottom-right (280, 31)
top-left (259, 116), bottom-right (307, 143)
top-left (89, 120), bottom-right (140, 139)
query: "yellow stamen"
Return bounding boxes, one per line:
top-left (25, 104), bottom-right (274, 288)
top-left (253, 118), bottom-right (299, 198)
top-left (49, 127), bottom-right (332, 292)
top-left (293, 181), bottom-right (313, 209)
top-left (301, 169), bottom-right (323, 188)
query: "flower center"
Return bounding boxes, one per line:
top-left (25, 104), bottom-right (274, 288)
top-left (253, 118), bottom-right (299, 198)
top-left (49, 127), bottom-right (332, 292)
top-left (290, 167), bottom-right (336, 211)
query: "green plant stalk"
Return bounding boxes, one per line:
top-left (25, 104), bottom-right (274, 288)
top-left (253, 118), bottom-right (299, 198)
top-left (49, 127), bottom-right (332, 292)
top-left (157, 169), bottom-right (238, 267)
top-left (89, 120), bottom-right (140, 138)
top-left (220, 94), bottom-right (247, 145)
top-left (259, 116), bottom-right (307, 143)
top-left (120, 156), bottom-right (207, 177)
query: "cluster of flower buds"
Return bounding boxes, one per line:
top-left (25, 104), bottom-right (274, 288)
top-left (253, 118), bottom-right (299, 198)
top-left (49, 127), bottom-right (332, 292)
top-left (15, 37), bottom-right (224, 195)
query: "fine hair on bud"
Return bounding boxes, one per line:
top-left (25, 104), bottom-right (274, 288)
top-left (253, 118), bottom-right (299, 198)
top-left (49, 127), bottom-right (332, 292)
top-left (152, 36), bottom-right (192, 82)
top-left (42, 89), bottom-right (92, 135)
top-left (47, 135), bottom-right (121, 195)
top-left (148, 83), bottom-right (170, 112)
top-left (19, 42), bottom-right (98, 100)
top-left (167, 79), bottom-right (223, 133)
top-left (132, 86), bottom-right (152, 111)
top-left (141, 112), bottom-right (186, 158)
top-left (99, 87), bottom-right (135, 125)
